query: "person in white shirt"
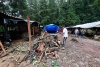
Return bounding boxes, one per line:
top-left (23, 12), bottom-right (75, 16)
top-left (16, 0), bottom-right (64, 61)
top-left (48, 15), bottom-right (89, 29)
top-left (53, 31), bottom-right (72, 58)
top-left (74, 28), bottom-right (79, 37)
top-left (62, 25), bottom-right (68, 48)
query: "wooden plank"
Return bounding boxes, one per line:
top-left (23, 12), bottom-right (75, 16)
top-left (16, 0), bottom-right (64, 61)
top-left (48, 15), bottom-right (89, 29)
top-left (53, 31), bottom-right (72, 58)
top-left (0, 41), bottom-right (6, 54)
top-left (35, 42), bottom-right (45, 53)
top-left (27, 16), bottom-right (32, 50)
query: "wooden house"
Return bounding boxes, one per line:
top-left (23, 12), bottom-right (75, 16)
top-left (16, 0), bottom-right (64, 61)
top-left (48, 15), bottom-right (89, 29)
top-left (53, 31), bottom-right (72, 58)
top-left (0, 12), bottom-right (41, 45)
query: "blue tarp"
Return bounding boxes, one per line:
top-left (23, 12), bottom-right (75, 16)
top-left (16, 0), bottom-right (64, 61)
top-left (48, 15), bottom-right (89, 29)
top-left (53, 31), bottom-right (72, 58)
top-left (43, 24), bottom-right (60, 33)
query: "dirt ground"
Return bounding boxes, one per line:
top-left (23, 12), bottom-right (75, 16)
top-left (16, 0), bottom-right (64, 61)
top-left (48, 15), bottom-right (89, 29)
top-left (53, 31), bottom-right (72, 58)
top-left (0, 33), bottom-right (100, 67)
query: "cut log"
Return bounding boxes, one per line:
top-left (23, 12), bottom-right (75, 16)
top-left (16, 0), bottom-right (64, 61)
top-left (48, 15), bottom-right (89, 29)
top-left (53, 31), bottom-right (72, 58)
top-left (45, 51), bottom-right (58, 58)
top-left (46, 52), bottom-right (54, 56)
top-left (45, 47), bottom-right (59, 56)
top-left (54, 51), bottom-right (59, 58)
top-left (35, 42), bottom-right (45, 53)
top-left (37, 52), bottom-right (44, 63)
top-left (43, 32), bottom-right (47, 38)
top-left (49, 47), bottom-right (59, 52)
top-left (51, 40), bottom-right (59, 47)
top-left (43, 32), bottom-right (50, 38)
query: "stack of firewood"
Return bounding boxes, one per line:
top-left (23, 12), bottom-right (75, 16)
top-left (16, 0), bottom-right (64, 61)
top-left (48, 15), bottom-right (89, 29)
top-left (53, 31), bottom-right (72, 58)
top-left (21, 32), bottom-right (61, 64)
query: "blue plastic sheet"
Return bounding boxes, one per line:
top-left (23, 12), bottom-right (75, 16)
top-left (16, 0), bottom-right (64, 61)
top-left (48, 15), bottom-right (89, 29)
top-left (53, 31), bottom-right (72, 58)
top-left (43, 24), bottom-right (60, 33)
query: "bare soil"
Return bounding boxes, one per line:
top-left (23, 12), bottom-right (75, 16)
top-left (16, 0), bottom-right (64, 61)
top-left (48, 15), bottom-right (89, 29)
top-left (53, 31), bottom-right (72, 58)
top-left (0, 33), bottom-right (100, 67)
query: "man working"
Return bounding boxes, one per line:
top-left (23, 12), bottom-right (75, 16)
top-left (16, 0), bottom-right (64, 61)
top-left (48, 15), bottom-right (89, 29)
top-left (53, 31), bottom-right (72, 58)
top-left (62, 25), bottom-right (68, 49)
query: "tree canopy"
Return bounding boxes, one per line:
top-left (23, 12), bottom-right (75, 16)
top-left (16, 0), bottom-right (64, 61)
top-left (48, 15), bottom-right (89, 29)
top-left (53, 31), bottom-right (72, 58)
top-left (0, 0), bottom-right (100, 26)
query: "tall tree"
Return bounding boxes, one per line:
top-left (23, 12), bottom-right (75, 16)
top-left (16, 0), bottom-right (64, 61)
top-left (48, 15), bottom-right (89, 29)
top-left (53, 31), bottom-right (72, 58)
top-left (47, 0), bottom-right (58, 24)
top-left (61, 2), bottom-right (80, 26)
top-left (0, 0), bottom-right (10, 12)
top-left (38, 0), bottom-right (49, 25)
top-left (27, 0), bottom-right (39, 20)
top-left (93, 0), bottom-right (100, 20)
top-left (10, 0), bottom-right (28, 18)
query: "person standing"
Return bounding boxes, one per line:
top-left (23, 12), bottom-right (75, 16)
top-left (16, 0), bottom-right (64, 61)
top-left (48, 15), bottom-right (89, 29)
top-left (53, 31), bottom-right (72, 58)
top-left (62, 25), bottom-right (68, 49)
top-left (74, 28), bottom-right (79, 37)
top-left (81, 29), bottom-right (86, 38)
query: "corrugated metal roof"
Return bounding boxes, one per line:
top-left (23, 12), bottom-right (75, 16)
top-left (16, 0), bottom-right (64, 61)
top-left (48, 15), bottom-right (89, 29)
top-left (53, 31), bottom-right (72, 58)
top-left (0, 12), bottom-right (23, 20)
top-left (72, 21), bottom-right (100, 28)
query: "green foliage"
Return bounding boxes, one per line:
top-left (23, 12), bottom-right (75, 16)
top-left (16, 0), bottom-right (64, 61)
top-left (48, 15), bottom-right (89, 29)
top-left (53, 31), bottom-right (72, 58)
top-left (87, 29), bottom-right (96, 35)
top-left (51, 61), bottom-right (60, 67)
top-left (41, 16), bottom-right (50, 25)
top-left (1, 0), bottom-right (100, 27)
top-left (0, 25), bottom-right (4, 32)
top-left (10, 0), bottom-right (29, 18)
top-left (0, 0), bottom-right (11, 12)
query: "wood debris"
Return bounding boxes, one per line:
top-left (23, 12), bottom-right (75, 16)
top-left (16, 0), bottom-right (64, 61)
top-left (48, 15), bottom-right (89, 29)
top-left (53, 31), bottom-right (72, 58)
top-left (20, 32), bottom-right (60, 64)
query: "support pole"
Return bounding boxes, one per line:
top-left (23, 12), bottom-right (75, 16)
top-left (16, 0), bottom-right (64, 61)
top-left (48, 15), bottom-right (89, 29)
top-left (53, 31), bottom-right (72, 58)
top-left (27, 16), bottom-right (32, 50)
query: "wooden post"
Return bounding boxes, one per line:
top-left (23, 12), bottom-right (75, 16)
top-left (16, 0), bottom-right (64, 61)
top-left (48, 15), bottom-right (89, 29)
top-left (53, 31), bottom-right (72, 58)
top-left (27, 16), bottom-right (32, 50)
top-left (0, 41), bottom-right (6, 54)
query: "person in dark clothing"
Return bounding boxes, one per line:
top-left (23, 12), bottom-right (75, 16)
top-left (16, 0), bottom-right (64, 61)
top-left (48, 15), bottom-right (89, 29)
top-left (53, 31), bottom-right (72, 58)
top-left (81, 29), bottom-right (86, 38)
